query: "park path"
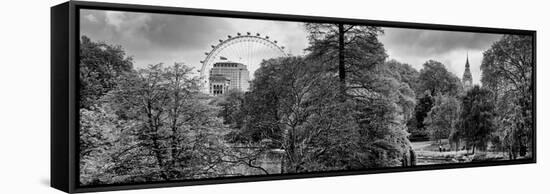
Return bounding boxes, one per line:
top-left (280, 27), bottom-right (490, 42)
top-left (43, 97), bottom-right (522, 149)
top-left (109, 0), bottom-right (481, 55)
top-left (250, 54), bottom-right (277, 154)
top-left (411, 141), bottom-right (432, 151)
top-left (411, 141), bottom-right (459, 165)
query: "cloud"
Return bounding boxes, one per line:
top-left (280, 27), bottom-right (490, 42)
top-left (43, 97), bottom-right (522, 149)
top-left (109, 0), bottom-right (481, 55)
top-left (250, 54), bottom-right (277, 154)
top-left (80, 10), bottom-right (235, 69)
top-left (381, 28), bottom-right (500, 56)
top-left (104, 11), bottom-right (126, 30)
top-left (379, 27), bottom-right (502, 85)
top-left (80, 9), bottom-right (503, 85)
top-left (84, 14), bottom-right (98, 23)
top-left (79, 9), bottom-right (309, 76)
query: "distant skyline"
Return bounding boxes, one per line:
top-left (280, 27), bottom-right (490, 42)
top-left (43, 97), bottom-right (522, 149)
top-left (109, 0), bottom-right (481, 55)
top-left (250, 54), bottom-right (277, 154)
top-left (380, 27), bottom-right (502, 85)
top-left (80, 9), bottom-right (503, 85)
top-left (80, 9), bottom-right (310, 78)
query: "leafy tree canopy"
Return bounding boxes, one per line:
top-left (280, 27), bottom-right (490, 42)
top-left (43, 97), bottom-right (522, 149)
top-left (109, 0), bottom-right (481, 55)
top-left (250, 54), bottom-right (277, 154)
top-left (79, 36), bottom-right (134, 109)
top-left (418, 60), bottom-right (462, 97)
top-left (424, 95), bottom-right (460, 143)
top-left (457, 86), bottom-right (495, 153)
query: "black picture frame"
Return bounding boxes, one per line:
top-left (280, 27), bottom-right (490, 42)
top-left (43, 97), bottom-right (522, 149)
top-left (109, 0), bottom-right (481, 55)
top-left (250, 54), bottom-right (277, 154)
top-left (51, 1), bottom-right (536, 193)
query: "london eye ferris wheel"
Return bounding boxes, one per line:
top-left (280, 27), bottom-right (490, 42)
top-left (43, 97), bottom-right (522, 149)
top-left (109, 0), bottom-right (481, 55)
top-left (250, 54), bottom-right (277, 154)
top-left (198, 32), bottom-right (289, 94)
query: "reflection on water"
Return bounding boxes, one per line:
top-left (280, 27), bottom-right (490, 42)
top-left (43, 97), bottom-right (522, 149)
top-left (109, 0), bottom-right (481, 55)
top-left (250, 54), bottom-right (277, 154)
top-left (227, 149), bottom-right (283, 175)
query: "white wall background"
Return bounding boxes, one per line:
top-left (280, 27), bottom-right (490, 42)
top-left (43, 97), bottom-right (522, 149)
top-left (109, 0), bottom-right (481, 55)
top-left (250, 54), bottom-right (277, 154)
top-left (0, 0), bottom-right (547, 193)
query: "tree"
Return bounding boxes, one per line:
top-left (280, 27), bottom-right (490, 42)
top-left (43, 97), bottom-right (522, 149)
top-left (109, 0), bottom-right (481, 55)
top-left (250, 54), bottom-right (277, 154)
top-left (305, 24), bottom-right (416, 168)
top-left (305, 23), bottom-right (387, 96)
top-left (382, 60), bottom-right (423, 141)
top-left (409, 93), bottom-right (433, 141)
top-left (481, 35), bottom-right (533, 158)
top-left (79, 106), bottom-right (120, 185)
top-left (381, 60), bottom-right (418, 122)
top-left (410, 60), bottom-right (461, 141)
top-left (240, 57), bottom-right (362, 172)
top-left (79, 36), bottom-right (134, 109)
top-left (457, 86), bottom-right (495, 154)
top-left (493, 93), bottom-right (525, 159)
top-left (424, 95), bottom-right (460, 144)
top-left (384, 60), bottom-right (421, 96)
top-left (418, 60), bottom-right (462, 97)
top-left (212, 89), bottom-right (245, 128)
top-left (350, 65), bottom-right (417, 167)
top-left (102, 63), bottom-right (230, 182)
top-left (79, 106), bottom-right (156, 185)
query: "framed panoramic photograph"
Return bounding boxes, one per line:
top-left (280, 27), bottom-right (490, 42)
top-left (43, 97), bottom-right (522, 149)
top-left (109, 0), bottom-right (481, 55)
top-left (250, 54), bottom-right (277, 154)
top-left (51, 1), bottom-right (536, 193)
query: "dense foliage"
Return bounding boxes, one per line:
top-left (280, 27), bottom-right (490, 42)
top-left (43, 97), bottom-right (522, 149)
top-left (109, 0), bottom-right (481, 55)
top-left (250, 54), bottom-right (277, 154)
top-left (457, 86), bottom-right (495, 153)
top-left (79, 36), bottom-right (134, 109)
top-left (78, 30), bottom-right (533, 185)
top-left (481, 35), bottom-right (533, 158)
top-left (418, 60), bottom-right (462, 97)
top-left (424, 95), bottom-right (460, 143)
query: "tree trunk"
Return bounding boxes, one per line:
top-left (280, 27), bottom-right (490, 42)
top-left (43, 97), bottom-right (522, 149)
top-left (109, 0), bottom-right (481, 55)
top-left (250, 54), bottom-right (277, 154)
top-left (280, 153), bottom-right (285, 174)
top-left (410, 148), bottom-right (417, 166)
top-left (338, 23), bottom-right (345, 98)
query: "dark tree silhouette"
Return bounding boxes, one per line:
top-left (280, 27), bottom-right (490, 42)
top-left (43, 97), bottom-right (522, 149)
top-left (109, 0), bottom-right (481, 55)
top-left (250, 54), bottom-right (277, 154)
top-left (457, 86), bottom-right (495, 154)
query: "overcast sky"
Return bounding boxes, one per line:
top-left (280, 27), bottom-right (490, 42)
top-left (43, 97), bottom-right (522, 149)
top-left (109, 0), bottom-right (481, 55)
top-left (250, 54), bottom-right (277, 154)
top-left (80, 9), bottom-right (309, 78)
top-left (380, 27), bottom-right (502, 85)
top-left (80, 9), bottom-right (502, 85)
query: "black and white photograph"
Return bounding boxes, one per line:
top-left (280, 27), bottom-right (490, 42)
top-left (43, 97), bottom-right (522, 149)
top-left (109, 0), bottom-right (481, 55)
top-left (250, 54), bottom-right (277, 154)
top-left (3, 0), bottom-right (550, 193)
top-left (77, 8), bottom-right (534, 186)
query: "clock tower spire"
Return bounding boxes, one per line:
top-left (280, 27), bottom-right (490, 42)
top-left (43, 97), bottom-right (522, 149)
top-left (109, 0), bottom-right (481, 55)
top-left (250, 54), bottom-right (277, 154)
top-left (462, 52), bottom-right (473, 90)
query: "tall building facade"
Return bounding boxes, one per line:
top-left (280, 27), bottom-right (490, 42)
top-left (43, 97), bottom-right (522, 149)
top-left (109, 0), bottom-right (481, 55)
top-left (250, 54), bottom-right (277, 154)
top-left (209, 61), bottom-right (250, 96)
top-left (209, 74), bottom-right (230, 96)
top-left (462, 54), bottom-right (473, 91)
